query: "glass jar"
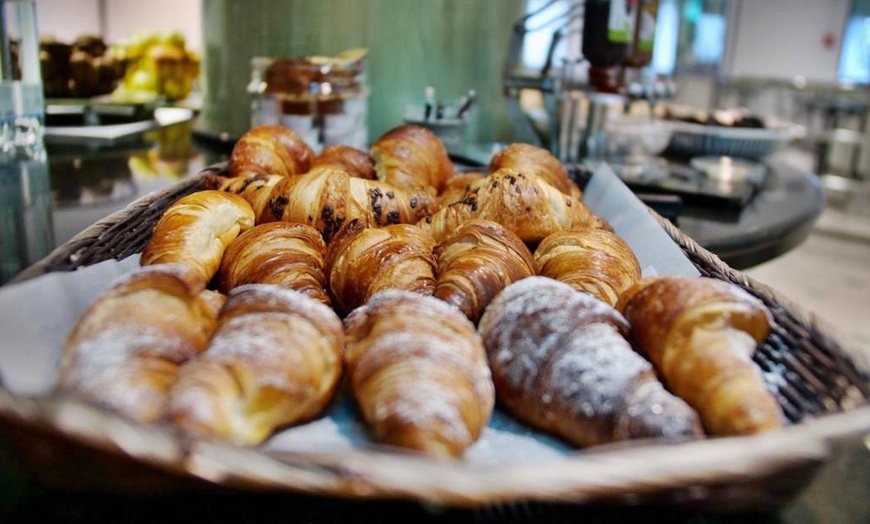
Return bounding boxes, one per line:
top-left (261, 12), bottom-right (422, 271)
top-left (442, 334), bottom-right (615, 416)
top-left (624, 0), bottom-right (660, 68)
top-left (248, 54), bottom-right (368, 152)
top-left (582, 0), bottom-right (635, 93)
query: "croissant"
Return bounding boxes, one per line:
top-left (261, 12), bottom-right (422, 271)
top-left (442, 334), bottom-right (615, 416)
top-left (168, 284), bottom-right (344, 445)
top-left (203, 173), bottom-right (284, 221)
top-left (438, 171), bottom-right (486, 207)
top-left (326, 219), bottom-right (437, 315)
top-left (534, 227), bottom-right (641, 306)
top-left (417, 168), bottom-right (599, 243)
top-left (489, 143), bottom-right (582, 199)
top-left (260, 167), bottom-right (437, 240)
top-left (478, 277), bottom-right (704, 448)
top-left (311, 145), bottom-right (376, 180)
top-left (343, 290), bottom-right (495, 457)
top-left (617, 275), bottom-right (784, 436)
top-left (433, 219), bottom-right (536, 323)
top-left (370, 124), bottom-right (454, 194)
top-left (229, 124), bottom-right (314, 178)
top-left (218, 222), bottom-right (330, 305)
top-left (58, 264), bottom-right (222, 423)
top-left (140, 190), bottom-right (255, 287)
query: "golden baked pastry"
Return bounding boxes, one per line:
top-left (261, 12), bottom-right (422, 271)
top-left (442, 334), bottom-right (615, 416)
top-left (140, 190), bottom-right (255, 287)
top-left (617, 275), bottom-right (784, 435)
top-left (343, 290), bottom-right (495, 457)
top-left (478, 277), bottom-right (704, 448)
top-left (168, 284), bottom-right (344, 445)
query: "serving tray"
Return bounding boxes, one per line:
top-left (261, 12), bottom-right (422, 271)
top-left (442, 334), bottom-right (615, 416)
top-left (0, 162), bottom-right (867, 514)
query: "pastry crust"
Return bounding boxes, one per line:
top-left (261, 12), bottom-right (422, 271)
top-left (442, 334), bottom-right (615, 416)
top-left (534, 227), bottom-right (641, 306)
top-left (168, 284), bottom-right (344, 445)
top-left (370, 124), bottom-right (454, 194)
top-left (203, 173), bottom-right (284, 222)
top-left (438, 171), bottom-right (486, 208)
top-left (229, 124), bottom-right (314, 178)
top-left (434, 219), bottom-right (536, 323)
top-left (312, 145), bottom-right (376, 180)
top-left (58, 264), bottom-right (222, 423)
top-left (343, 290), bottom-right (495, 457)
top-left (326, 220), bottom-right (437, 315)
top-left (489, 143), bottom-right (582, 199)
top-left (617, 276), bottom-right (784, 435)
top-left (418, 168), bottom-right (598, 243)
top-left (218, 222), bottom-right (330, 305)
top-left (140, 190), bottom-right (255, 287)
top-left (261, 167), bottom-right (437, 240)
top-left (478, 277), bottom-right (703, 448)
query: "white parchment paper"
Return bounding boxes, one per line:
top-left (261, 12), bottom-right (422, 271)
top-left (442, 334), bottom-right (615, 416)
top-left (0, 163), bottom-right (699, 467)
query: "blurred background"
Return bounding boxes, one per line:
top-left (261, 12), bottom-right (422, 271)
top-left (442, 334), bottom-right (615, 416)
top-left (0, 1), bottom-right (867, 522)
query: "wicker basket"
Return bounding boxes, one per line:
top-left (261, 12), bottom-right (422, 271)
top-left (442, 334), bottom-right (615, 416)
top-left (1, 162), bottom-right (868, 515)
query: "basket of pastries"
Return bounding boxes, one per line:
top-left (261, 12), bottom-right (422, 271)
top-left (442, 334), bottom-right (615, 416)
top-left (0, 123), bottom-right (867, 514)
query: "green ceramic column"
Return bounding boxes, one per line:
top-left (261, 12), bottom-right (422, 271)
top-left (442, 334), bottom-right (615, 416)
top-left (199, 0), bottom-right (527, 145)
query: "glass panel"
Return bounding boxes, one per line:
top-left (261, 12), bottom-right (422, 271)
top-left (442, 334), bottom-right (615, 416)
top-left (838, 0), bottom-right (870, 84)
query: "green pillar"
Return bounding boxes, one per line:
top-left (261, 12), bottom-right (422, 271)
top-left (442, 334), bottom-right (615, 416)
top-left (199, 0), bottom-right (527, 145)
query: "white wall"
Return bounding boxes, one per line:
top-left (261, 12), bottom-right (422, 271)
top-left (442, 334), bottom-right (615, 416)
top-left (104, 0), bottom-right (201, 51)
top-left (35, 0), bottom-right (100, 43)
top-left (727, 0), bottom-right (851, 83)
top-left (33, 0), bottom-right (201, 50)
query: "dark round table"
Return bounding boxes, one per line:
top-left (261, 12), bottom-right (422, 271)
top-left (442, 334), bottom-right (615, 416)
top-left (663, 158), bottom-right (825, 270)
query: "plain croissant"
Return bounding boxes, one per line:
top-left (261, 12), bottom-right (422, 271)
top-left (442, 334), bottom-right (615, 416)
top-left (59, 264), bottom-right (222, 423)
top-left (326, 219), bottom-right (437, 315)
top-left (229, 124), bottom-right (314, 178)
top-left (617, 275), bottom-right (784, 436)
top-left (168, 284), bottom-right (344, 445)
top-left (260, 167), bottom-right (437, 240)
top-left (478, 277), bottom-right (704, 448)
top-left (370, 124), bottom-right (454, 194)
top-left (433, 219), bottom-right (536, 323)
top-left (311, 144), bottom-right (376, 180)
top-left (534, 227), bottom-right (641, 306)
top-left (417, 168), bottom-right (599, 243)
top-left (343, 290), bottom-right (495, 457)
top-left (140, 190), bottom-right (255, 287)
top-left (218, 222), bottom-right (331, 305)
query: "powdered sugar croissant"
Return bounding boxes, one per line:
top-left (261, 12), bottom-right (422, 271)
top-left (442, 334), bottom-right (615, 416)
top-left (168, 284), bottom-right (344, 445)
top-left (478, 277), bottom-right (703, 448)
top-left (58, 264), bottom-right (222, 423)
top-left (343, 290), bottom-right (495, 457)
